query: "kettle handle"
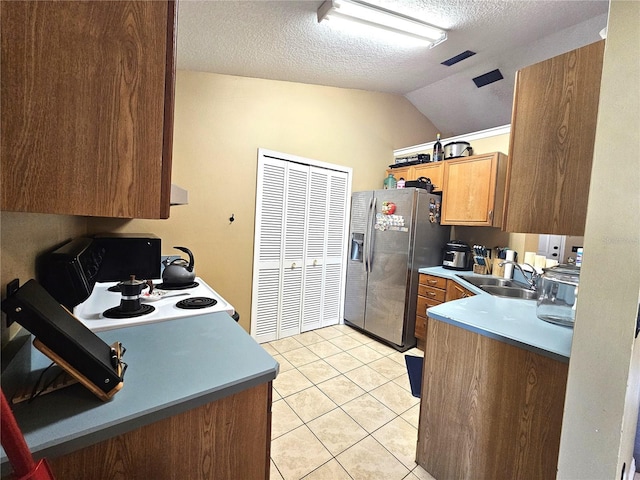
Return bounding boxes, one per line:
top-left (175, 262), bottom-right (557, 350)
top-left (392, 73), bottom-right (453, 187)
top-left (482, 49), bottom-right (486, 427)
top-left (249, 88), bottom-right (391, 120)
top-left (173, 246), bottom-right (194, 272)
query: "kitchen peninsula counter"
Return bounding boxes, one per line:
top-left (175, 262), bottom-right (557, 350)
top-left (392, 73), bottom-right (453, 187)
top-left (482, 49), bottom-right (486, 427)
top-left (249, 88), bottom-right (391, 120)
top-left (419, 266), bottom-right (573, 360)
top-left (416, 266), bottom-right (571, 479)
top-left (0, 312), bottom-right (279, 479)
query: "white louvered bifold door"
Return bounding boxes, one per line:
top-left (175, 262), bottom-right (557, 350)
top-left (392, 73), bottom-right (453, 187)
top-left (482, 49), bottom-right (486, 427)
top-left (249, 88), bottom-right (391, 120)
top-left (252, 158), bottom-right (286, 342)
top-left (301, 167), bottom-right (329, 332)
top-left (280, 163), bottom-right (309, 338)
top-left (252, 150), bottom-right (351, 343)
top-left (322, 171), bottom-right (348, 327)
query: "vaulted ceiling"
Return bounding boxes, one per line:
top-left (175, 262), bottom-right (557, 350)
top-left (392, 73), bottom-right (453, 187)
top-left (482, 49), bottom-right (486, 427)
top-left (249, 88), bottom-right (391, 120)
top-left (176, 0), bottom-right (609, 136)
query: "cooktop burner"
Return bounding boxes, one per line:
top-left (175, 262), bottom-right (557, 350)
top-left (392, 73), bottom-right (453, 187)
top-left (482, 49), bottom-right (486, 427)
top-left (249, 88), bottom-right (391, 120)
top-left (176, 297), bottom-right (217, 310)
top-left (155, 282), bottom-right (199, 290)
top-left (103, 304), bottom-right (155, 319)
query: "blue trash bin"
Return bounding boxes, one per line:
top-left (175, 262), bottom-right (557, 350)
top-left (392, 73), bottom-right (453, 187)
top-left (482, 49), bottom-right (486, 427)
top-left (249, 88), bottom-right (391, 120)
top-left (404, 355), bottom-right (423, 398)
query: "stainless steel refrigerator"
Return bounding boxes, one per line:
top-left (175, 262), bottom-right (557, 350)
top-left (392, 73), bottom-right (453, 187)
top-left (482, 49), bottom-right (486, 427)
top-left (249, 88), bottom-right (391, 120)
top-left (344, 188), bottom-right (450, 351)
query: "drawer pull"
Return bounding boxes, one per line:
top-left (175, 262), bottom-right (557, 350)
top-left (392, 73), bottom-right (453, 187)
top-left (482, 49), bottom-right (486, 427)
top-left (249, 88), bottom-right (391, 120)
top-left (428, 280), bottom-right (438, 285)
top-left (428, 292), bottom-right (436, 297)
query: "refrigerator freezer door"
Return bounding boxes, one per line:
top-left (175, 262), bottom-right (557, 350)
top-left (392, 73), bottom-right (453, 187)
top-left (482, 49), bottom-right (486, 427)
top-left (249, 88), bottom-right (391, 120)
top-left (344, 191), bottom-right (373, 329)
top-left (364, 189), bottom-right (416, 345)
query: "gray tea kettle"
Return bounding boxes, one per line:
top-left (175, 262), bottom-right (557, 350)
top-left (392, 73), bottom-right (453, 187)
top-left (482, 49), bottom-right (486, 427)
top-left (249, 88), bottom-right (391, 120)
top-left (162, 246), bottom-right (195, 286)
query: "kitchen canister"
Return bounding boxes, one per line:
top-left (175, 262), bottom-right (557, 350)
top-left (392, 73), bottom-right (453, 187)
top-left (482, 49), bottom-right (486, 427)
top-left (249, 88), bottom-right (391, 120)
top-left (536, 264), bottom-right (581, 327)
top-left (383, 173), bottom-right (397, 189)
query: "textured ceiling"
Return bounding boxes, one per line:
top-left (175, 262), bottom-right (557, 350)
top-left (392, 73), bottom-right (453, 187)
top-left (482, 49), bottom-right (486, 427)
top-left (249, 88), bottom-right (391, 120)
top-left (177, 0), bottom-right (609, 136)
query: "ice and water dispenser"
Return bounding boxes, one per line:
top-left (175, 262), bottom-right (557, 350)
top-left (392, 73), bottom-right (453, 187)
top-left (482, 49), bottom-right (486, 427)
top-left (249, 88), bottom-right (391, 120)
top-left (351, 233), bottom-right (364, 262)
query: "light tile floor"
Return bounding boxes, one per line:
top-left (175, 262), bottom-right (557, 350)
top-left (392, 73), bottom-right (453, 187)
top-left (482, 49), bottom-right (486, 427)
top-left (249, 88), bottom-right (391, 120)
top-left (262, 324), bottom-right (437, 480)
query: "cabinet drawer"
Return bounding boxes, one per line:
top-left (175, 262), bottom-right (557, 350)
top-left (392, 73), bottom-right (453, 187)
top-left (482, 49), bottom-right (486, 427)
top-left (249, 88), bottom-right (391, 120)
top-left (417, 295), bottom-right (442, 317)
top-left (418, 285), bottom-right (446, 303)
top-left (415, 315), bottom-right (427, 340)
top-left (419, 274), bottom-right (447, 289)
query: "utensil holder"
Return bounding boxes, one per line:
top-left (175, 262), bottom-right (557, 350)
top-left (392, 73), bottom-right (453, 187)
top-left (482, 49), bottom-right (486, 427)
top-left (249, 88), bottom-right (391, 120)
top-left (473, 264), bottom-right (488, 275)
top-left (492, 258), bottom-right (505, 278)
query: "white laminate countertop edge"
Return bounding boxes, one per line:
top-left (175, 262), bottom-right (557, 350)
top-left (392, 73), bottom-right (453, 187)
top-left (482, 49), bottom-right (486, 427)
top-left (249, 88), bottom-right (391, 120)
top-left (418, 267), bottom-right (573, 361)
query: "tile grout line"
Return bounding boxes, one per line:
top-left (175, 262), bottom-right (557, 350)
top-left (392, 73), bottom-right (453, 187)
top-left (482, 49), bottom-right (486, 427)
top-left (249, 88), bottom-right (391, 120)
top-left (269, 326), bottom-right (425, 479)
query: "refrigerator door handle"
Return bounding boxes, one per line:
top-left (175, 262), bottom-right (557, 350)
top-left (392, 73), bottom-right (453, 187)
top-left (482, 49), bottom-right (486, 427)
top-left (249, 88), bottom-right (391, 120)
top-left (363, 197), bottom-right (372, 272)
top-left (366, 196), bottom-right (377, 273)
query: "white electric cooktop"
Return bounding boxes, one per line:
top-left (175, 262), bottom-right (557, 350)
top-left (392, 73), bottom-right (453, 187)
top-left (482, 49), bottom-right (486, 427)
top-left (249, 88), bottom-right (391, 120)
top-left (73, 277), bottom-right (235, 332)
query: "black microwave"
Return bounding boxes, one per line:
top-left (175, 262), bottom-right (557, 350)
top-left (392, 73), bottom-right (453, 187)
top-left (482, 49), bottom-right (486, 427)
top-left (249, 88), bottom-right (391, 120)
top-left (91, 233), bottom-right (161, 282)
top-left (38, 234), bottom-right (161, 309)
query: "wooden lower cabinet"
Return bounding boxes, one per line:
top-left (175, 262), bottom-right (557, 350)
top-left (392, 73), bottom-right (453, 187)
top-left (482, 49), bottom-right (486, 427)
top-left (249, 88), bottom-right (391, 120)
top-left (415, 274), bottom-right (446, 350)
top-left (416, 321), bottom-right (568, 480)
top-left (445, 280), bottom-right (474, 302)
top-left (48, 383), bottom-right (272, 480)
top-left (415, 274), bottom-right (474, 351)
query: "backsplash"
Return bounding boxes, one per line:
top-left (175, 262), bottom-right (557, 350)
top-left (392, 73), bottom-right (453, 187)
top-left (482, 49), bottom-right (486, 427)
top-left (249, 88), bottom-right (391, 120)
top-left (451, 226), bottom-right (539, 264)
top-left (0, 211), bottom-right (88, 346)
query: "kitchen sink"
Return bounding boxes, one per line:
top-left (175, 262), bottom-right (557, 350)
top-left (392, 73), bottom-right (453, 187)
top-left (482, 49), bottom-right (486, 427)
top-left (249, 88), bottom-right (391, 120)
top-left (479, 285), bottom-right (539, 300)
top-left (456, 274), bottom-right (528, 289)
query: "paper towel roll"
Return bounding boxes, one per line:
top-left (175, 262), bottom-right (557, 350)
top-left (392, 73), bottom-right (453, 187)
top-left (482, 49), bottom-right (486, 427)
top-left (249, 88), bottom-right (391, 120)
top-left (503, 249), bottom-right (515, 279)
top-left (523, 251), bottom-right (536, 266)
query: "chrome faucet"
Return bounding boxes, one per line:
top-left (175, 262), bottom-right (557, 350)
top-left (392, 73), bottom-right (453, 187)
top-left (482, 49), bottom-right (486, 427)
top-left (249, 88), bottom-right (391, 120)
top-left (498, 261), bottom-right (540, 290)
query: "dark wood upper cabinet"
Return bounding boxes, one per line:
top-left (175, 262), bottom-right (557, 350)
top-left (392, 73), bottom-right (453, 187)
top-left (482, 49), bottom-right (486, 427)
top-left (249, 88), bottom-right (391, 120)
top-left (503, 40), bottom-right (605, 236)
top-left (1, 1), bottom-right (177, 219)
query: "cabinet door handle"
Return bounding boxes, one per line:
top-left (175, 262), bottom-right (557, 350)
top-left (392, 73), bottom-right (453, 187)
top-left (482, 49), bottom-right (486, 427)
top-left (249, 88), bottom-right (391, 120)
top-left (489, 209), bottom-right (494, 221)
top-left (291, 262), bottom-right (296, 269)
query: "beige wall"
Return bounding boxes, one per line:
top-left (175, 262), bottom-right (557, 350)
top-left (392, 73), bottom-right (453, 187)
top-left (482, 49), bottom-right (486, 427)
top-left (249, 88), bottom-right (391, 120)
top-left (558, 1), bottom-right (640, 478)
top-left (0, 212), bottom-right (88, 345)
top-left (87, 71), bottom-right (439, 332)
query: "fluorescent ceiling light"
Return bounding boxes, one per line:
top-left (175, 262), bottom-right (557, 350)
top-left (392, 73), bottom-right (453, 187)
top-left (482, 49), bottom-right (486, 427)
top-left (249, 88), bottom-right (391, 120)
top-left (317, 0), bottom-right (447, 47)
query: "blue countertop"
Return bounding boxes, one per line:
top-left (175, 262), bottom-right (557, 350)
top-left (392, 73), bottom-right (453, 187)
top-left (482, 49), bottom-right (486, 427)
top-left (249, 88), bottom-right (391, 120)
top-left (419, 267), bottom-right (573, 361)
top-left (1, 312), bottom-right (279, 474)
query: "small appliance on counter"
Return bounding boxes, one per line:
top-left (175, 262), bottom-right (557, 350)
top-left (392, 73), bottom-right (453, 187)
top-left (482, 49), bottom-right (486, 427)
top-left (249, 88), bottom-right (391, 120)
top-left (391, 153), bottom-right (430, 167)
top-left (442, 240), bottom-right (473, 271)
top-left (405, 177), bottom-right (434, 192)
top-left (443, 141), bottom-right (473, 159)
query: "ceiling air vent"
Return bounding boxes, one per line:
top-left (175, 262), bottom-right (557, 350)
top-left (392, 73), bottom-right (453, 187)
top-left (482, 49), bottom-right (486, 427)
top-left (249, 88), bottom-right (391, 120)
top-left (441, 50), bottom-right (476, 66)
top-left (473, 69), bottom-right (504, 88)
